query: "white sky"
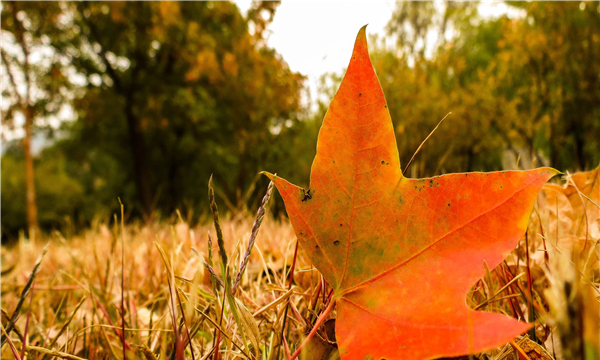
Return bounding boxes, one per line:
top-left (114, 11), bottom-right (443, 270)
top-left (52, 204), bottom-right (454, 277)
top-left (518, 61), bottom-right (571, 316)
top-left (266, 1), bottom-right (396, 102)
top-left (236, 1), bottom-right (519, 105)
top-left (236, 1), bottom-right (395, 104)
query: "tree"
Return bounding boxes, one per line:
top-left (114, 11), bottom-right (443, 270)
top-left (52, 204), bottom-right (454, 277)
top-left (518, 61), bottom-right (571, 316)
top-left (1, 144), bottom-right (83, 240)
top-left (495, 1), bottom-right (600, 170)
top-left (44, 1), bottom-right (304, 217)
top-left (350, 1), bottom-right (600, 177)
top-left (375, 1), bottom-right (504, 176)
top-left (1, 1), bottom-right (69, 237)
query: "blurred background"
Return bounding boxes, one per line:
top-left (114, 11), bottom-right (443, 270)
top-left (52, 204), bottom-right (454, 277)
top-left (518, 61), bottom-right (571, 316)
top-left (2, 1), bottom-right (599, 241)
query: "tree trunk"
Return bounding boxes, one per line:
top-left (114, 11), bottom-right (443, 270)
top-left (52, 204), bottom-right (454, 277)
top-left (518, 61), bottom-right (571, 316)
top-left (23, 105), bottom-right (39, 237)
top-left (8, 1), bottom-right (39, 238)
top-left (124, 95), bottom-right (153, 217)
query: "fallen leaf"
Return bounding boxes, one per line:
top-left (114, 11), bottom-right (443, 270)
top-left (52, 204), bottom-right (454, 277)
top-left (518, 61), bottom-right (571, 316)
top-left (301, 319), bottom-right (340, 360)
top-left (542, 166), bottom-right (599, 256)
top-left (265, 26), bottom-right (557, 360)
top-left (541, 167), bottom-right (599, 360)
top-left (493, 335), bottom-right (554, 360)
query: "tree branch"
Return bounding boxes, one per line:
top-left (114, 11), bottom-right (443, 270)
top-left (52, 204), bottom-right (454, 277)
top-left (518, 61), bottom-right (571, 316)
top-left (84, 15), bottom-right (124, 93)
top-left (0, 47), bottom-right (24, 106)
top-left (9, 1), bottom-right (32, 105)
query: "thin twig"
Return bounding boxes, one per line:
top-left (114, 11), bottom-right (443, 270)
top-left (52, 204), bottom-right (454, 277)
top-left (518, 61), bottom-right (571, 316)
top-left (29, 345), bottom-right (88, 360)
top-left (474, 273), bottom-right (525, 310)
top-left (509, 340), bottom-right (532, 360)
top-left (403, 112), bottom-right (452, 176)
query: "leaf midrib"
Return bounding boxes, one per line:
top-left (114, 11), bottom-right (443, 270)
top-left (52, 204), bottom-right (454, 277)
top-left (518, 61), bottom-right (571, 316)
top-left (338, 175), bottom-right (537, 298)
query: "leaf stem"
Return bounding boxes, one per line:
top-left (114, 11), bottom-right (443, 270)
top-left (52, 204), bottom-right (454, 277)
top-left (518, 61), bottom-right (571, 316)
top-left (288, 298), bottom-right (335, 360)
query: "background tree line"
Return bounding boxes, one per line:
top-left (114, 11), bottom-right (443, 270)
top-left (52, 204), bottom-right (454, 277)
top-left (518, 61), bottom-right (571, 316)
top-left (2, 1), bottom-right (599, 240)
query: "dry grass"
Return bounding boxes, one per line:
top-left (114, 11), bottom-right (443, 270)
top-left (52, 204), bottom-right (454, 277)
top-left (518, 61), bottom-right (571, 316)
top-left (1, 171), bottom-right (598, 360)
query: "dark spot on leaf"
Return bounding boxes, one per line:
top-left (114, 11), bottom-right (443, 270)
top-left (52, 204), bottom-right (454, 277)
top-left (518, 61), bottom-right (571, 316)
top-left (353, 56), bottom-right (355, 59)
top-left (301, 189), bottom-right (312, 202)
top-left (334, 241), bottom-right (340, 246)
top-left (447, 202), bottom-right (451, 207)
top-left (315, 245), bottom-right (319, 249)
top-left (500, 185), bottom-right (503, 189)
top-left (340, 224), bottom-right (343, 227)
top-left (384, 105), bottom-right (387, 108)
top-left (359, 93), bottom-right (362, 97)
top-left (381, 160), bottom-right (385, 165)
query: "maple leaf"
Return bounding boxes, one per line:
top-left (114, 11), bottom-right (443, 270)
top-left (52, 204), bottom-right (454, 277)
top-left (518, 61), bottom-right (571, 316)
top-left (264, 26), bottom-right (558, 360)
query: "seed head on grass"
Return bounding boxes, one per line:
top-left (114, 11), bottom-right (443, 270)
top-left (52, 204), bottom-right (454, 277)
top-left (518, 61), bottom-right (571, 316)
top-left (209, 175), bottom-right (228, 280)
top-left (232, 180), bottom-right (274, 296)
top-left (192, 247), bottom-right (224, 289)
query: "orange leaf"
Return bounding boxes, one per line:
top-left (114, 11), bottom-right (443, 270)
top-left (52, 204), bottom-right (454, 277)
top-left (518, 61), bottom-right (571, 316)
top-left (264, 26), bottom-right (558, 360)
top-left (543, 166), bottom-right (599, 252)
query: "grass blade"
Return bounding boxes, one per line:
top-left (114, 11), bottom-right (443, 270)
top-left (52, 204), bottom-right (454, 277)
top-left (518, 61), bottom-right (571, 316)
top-left (41, 296), bottom-right (87, 360)
top-left (1, 243), bottom-right (48, 346)
top-left (1, 322), bottom-right (22, 360)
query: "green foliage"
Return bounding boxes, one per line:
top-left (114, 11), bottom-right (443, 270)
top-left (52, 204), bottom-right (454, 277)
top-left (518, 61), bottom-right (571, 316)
top-left (332, 2), bottom-right (600, 177)
top-left (2, 1), bottom-right (598, 238)
top-left (1, 1), bottom-right (72, 132)
top-left (1, 146), bottom-right (83, 239)
top-left (43, 1), bottom-right (304, 217)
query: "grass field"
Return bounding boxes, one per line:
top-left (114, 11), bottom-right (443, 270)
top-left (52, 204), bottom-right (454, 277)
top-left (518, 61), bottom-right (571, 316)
top-left (1, 171), bottom-right (598, 360)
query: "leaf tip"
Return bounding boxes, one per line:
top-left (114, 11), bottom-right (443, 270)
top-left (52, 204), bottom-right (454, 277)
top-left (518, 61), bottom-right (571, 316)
top-left (260, 171), bottom-right (276, 181)
top-left (355, 24), bottom-right (368, 46)
top-left (349, 24), bottom-right (373, 69)
top-left (358, 23), bottom-right (368, 35)
top-left (541, 167), bottom-right (562, 178)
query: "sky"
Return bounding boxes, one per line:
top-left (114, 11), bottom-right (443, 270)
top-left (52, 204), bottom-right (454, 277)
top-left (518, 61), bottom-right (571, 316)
top-left (235, 1), bottom-right (519, 105)
top-left (237, 1), bottom-right (395, 104)
top-left (263, 1), bottom-right (396, 102)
